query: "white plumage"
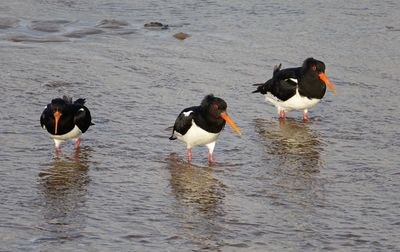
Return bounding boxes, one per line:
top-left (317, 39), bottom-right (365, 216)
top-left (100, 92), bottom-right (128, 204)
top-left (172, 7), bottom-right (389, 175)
top-left (174, 120), bottom-right (219, 151)
top-left (265, 89), bottom-right (320, 113)
top-left (51, 125), bottom-right (82, 148)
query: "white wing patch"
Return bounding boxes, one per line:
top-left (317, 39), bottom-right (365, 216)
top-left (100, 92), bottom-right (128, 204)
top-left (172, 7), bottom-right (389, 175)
top-left (288, 78), bottom-right (298, 83)
top-left (79, 108), bottom-right (85, 112)
top-left (182, 111), bottom-right (193, 117)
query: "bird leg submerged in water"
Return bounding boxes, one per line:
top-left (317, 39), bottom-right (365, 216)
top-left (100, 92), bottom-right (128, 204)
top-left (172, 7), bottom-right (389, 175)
top-left (208, 153), bottom-right (215, 163)
top-left (303, 109), bottom-right (309, 121)
top-left (74, 138), bottom-right (81, 149)
top-left (206, 141), bottom-right (216, 164)
top-left (187, 149), bottom-right (192, 162)
top-left (279, 110), bottom-right (286, 119)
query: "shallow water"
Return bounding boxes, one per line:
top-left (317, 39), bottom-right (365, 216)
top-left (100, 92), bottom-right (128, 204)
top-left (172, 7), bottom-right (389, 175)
top-left (1, 0), bottom-right (400, 251)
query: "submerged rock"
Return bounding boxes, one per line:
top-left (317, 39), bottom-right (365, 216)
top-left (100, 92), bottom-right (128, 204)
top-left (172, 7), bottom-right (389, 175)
top-left (144, 22), bottom-right (169, 30)
top-left (30, 20), bottom-right (70, 32)
top-left (386, 26), bottom-right (400, 32)
top-left (64, 28), bottom-right (104, 38)
top-left (97, 19), bottom-right (129, 29)
top-left (0, 17), bottom-right (19, 29)
top-left (173, 32), bottom-right (190, 40)
top-left (8, 34), bottom-right (69, 43)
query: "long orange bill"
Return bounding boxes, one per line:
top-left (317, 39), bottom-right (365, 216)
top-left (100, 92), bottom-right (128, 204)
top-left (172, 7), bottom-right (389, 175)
top-left (319, 73), bottom-right (336, 94)
top-left (54, 111), bottom-right (61, 134)
top-left (220, 112), bottom-right (241, 136)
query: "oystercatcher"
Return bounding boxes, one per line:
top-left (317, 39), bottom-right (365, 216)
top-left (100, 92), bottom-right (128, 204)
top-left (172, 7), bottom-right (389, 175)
top-left (40, 96), bottom-right (93, 151)
top-left (169, 94), bottom-right (241, 163)
top-left (252, 58), bottom-right (336, 120)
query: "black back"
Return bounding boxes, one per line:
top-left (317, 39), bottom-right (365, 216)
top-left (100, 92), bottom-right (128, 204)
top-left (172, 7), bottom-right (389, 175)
top-left (40, 96), bottom-right (92, 135)
top-left (170, 94), bottom-right (227, 139)
top-left (253, 58), bottom-right (328, 100)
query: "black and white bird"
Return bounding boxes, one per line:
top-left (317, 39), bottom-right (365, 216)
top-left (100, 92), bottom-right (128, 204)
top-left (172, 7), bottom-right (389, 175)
top-left (40, 96), bottom-right (93, 151)
top-left (169, 94), bottom-right (241, 163)
top-left (253, 58), bottom-right (336, 120)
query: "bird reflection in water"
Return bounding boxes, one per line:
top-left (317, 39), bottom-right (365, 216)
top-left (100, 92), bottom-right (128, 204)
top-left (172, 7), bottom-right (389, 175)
top-left (36, 147), bottom-right (92, 245)
top-left (254, 118), bottom-right (323, 173)
top-left (166, 153), bottom-right (226, 251)
top-left (167, 153), bottom-right (225, 217)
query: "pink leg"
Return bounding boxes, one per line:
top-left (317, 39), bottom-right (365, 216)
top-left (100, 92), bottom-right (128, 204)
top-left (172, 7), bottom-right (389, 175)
top-left (279, 110), bottom-right (286, 119)
top-left (55, 146), bottom-right (61, 159)
top-left (187, 149), bottom-right (192, 162)
top-left (303, 110), bottom-right (309, 121)
top-left (54, 139), bottom-right (62, 153)
top-left (74, 138), bottom-right (81, 149)
top-left (208, 153), bottom-right (215, 164)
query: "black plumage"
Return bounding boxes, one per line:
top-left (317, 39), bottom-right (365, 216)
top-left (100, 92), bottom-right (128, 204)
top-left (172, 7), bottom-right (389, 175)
top-left (252, 58), bottom-right (336, 120)
top-left (170, 95), bottom-right (227, 140)
top-left (40, 96), bottom-right (92, 150)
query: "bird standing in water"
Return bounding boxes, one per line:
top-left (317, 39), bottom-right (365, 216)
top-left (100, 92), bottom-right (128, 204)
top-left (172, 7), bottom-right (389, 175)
top-left (169, 94), bottom-right (241, 163)
top-left (253, 58), bottom-right (336, 120)
top-left (40, 96), bottom-right (93, 152)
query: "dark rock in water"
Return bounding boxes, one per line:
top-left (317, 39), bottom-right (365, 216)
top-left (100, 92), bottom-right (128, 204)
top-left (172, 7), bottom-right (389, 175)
top-left (0, 17), bottom-right (19, 29)
top-left (97, 19), bottom-right (129, 29)
top-left (30, 20), bottom-right (71, 32)
top-left (44, 80), bottom-right (77, 88)
top-left (386, 26), bottom-right (400, 31)
top-left (64, 28), bottom-right (104, 38)
top-left (173, 32), bottom-right (190, 40)
top-left (8, 34), bottom-right (69, 43)
top-left (107, 29), bottom-right (138, 35)
top-left (144, 22), bottom-right (169, 30)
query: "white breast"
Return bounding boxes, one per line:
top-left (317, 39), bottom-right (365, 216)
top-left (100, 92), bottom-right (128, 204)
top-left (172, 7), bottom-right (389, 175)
top-left (176, 121), bottom-right (220, 149)
top-left (265, 89), bottom-right (321, 112)
top-left (51, 125), bottom-right (82, 141)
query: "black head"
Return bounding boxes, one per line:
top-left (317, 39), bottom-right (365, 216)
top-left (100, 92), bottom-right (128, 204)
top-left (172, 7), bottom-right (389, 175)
top-left (200, 94), bottom-right (228, 119)
top-left (302, 58), bottom-right (336, 93)
top-left (200, 94), bottom-right (241, 135)
top-left (49, 98), bottom-right (67, 113)
top-left (302, 58), bottom-right (326, 75)
top-left (44, 97), bottom-right (73, 134)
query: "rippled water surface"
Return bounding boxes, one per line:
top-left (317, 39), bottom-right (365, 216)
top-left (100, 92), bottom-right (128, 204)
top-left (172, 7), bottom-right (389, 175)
top-left (1, 0), bottom-right (400, 251)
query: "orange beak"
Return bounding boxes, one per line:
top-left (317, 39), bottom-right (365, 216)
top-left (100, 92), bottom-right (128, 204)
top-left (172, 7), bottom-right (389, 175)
top-left (54, 111), bottom-right (61, 134)
top-left (319, 73), bottom-right (336, 94)
top-left (220, 112), bottom-right (241, 136)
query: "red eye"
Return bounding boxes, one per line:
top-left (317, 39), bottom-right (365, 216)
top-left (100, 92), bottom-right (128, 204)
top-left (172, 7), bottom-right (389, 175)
top-left (212, 104), bottom-right (219, 110)
top-left (311, 66), bottom-right (317, 71)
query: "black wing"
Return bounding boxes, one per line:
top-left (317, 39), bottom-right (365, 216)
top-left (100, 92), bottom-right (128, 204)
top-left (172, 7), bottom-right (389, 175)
top-left (273, 66), bottom-right (299, 81)
top-left (74, 98), bottom-right (86, 105)
top-left (74, 106), bottom-right (92, 133)
top-left (40, 105), bottom-right (50, 129)
top-left (253, 65), bottom-right (301, 101)
top-left (169, 106), bottom-right (197, 140)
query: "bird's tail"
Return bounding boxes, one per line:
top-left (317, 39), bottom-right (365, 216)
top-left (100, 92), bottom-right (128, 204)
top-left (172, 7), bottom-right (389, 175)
top-left (252, 63), bottom-right (281, 94)
top-left (166, 126), bottom-right (177, 140)
top-left (252, 79), bottom-right (273, 94)
top-left (273, 63), bottom-right (282, 77)
top-left (74, 98), bottom-right (86, 105)
top-left (252, 83), bottom-right (266, 94)
top-left (62, 95), bottom-right (73, 103)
